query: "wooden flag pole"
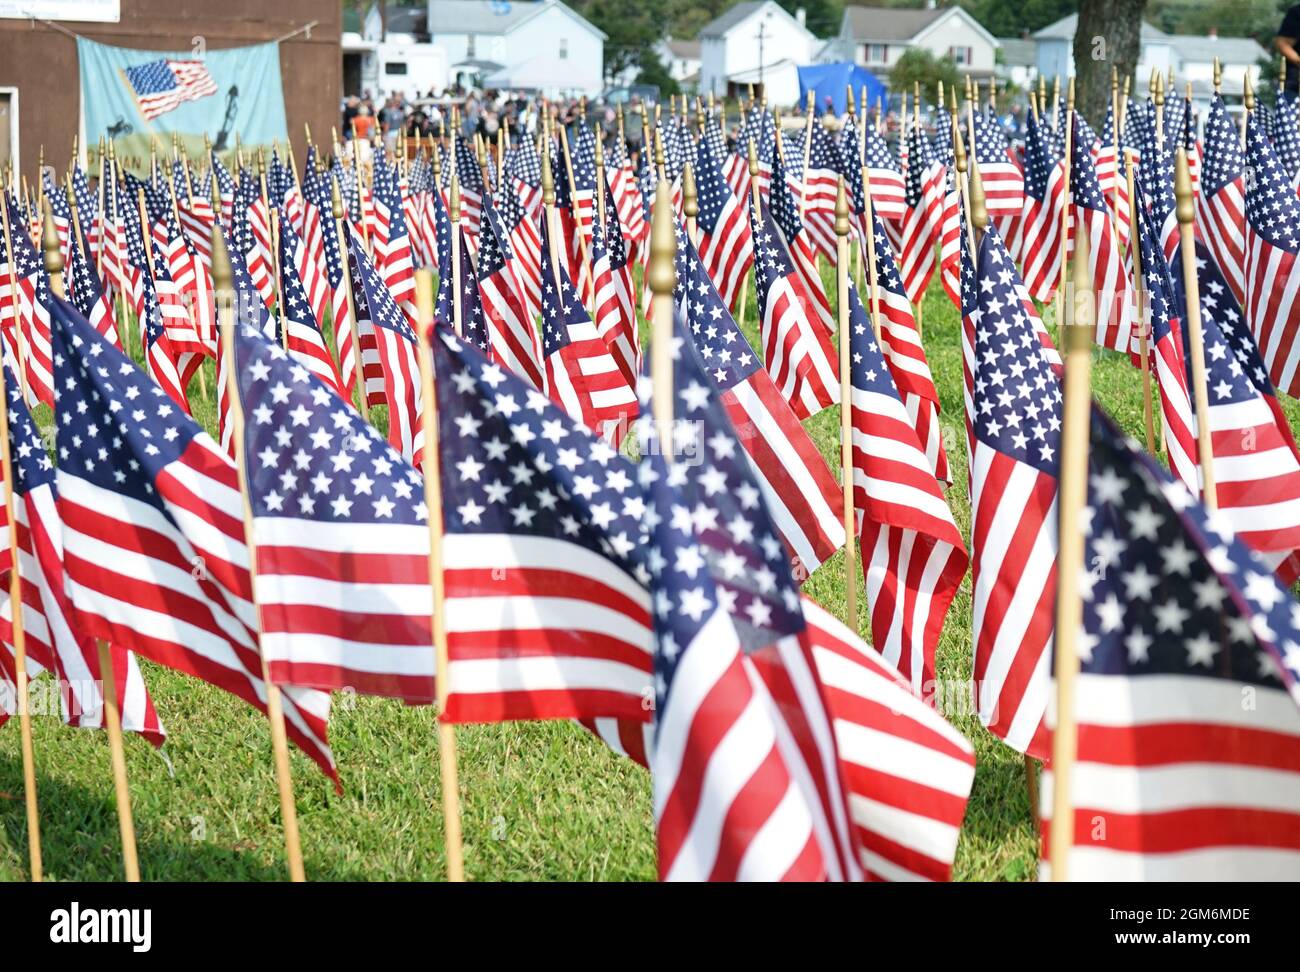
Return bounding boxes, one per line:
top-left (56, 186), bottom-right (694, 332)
top-left (330, 177), bottom-right (369, 420)
top-left (0, 203), bottom-right (47, 882)
top-left (798, 90), bottom-right (815, 223)
top-left (211, 222), bottom-right (307, 883)
top-left (835, 178), bottom-right (858, 632)
top-left (450, 174), bottom-right (463, 337)
top-left (1055, 80), bottom-right (1076, 331)
top-left (1242, 73), bottom-right (1254, 150)
top-left (1126, 151), bottom-right (1159, 457)
top-left (911, 94), bottom-right (924, 338)
top-left (96, 641), bottom-right (140, 881)
top-left (557, 125), bottom-right (593, 312)
top-left (649, 178), bottom-right (677, 457)
top-left (1048, 222), bottom-right (1095, 882)
top-left (412, 268), bottom-right (467, 883)
top-left (1174, 148), bottom-right (1218, 511)
top-left (860, 158), bottom-right (882, 346)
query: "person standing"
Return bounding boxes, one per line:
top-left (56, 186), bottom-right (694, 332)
top-left (1277, 4), bottom-right (1300, 95)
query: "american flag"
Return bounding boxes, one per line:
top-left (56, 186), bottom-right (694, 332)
top-left (969, 107), bottom-right (1024, 215)
top-left (643, 321), bottom-right (860, 882)
top-left (674, 222), bottom-right (846, 579)
top-left (1070, 113), bottom-right (1130, 353)
top-left (539, 214), bottom-right (637, 440)
top-left (348, 231), bottom-right (424, 466)
top-left (1170, 237), bottom-right (1300, 584)
top-left (211, 151), bottom-right (236, 227)
top-left (606, 133), bottom-right (648, 260)
top-left (135, 233), bottom-right (198, 412)
top-left (749, 186), bottom-right (839, 422)
top-left (160, 208), bottom-right (216, 359)
top-left (1197, 95), bottom-right (1246, 308)
top-left (317, 172), bottom-right (360, 406)
top-left (296, 151), bottom-right (332, 328)
top-left (492, 171), bottom-right (544, 323)
top-left (1040, 408), bottom-right (1300, 880)
top-left (172, 160), bottom-right (214, 268)
top-left (0, 196), bottom-right (55, 407)
top-left (694, 122), bottom-right (754, 313)
top-left (504, 132), bottom-right (543, 219)
top-left (863, 212), bottom-right (950, 483)
top-left (429, 327), bottom-right (654, 724)
top-left (71, 162), bottom-right (100, 264)
top-left (1276, 94), bottom-right (1300, 185)
top-left (1243, 110), bottom-right (1300, 401)
top-left (801, 597), bottom-right (975, 881)
top-left (371, 151), bottom-right (417, 319)
top-left (240, 170), bottom-right (275, 309)
top-left (937, 151), bottom-right (964, 310)
top-left (590, 184), bottom-right (640, 394)
top-left (48, 295), bottom-right (338, 783)
top-left (453, 135), bottom-right (485, 237)
top-left (0, 368), bottom-right (165, 745)
top-left (66, 216), bottom-right (121, 350)
top-left (891, 114), bottom-right (938, 306)
top-left (965, 228), bottom-right (1057, 759)
top-left (1143, 128), bottom-right (1180, 262)
top-left (477, 196), bottom-right (545, 389)
top-left (277, 215), bottom-right (346, 399)
top-left (123, 58), bottom-right (217, 121)
top-left (847, 281), bottom-right (967, 692)
top-left (859, 122), bottom-right (906, 222)
top-left (1135, 200), bottom-right (1197, 493)
top-left (232, 315), bottom-right (435, 701)
top-left (1018, 109), bottom-right (1066, 302)
top-left (797, 118), bottom-right (842, 260)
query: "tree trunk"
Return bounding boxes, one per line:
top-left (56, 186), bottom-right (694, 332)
top-left (1072, 0), bottom-right (1148, 126)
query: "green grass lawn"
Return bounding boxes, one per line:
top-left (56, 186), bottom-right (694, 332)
top-left (3, 252), bottom-right (1298, 882)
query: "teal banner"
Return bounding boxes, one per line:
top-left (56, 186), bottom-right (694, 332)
top-left (77, 36), bottom-right (287, 166)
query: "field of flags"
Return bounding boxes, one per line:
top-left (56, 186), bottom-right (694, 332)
top-left (1, 57), bottom-right (1300, 882)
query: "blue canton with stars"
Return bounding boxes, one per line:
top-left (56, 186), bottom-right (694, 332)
top-left (234, 319), bottom-right (424, 525)
top-left (430, 328), bottom-right (646, 578)
top-left (1245, 111), bottom-right (1300, 255)
top-left (693, 123), bottom-right (736, 237)
top-left (675, 219), bottom-right (759, 390)
top-left (1201, 95), bottom-right (1244, 198)
top-left (1023, 111), bottom-right (1062, 206)
top-left (970, 229), bottom-right (1063, 474)
top-left (637, 312), bottom-right (804, 711)
top-left (538, 216), bottom-right (589, 357)
top-left (1081, 407), bottom-right (1300, 703)
top-left (348, 231), bottom-right (417, 344)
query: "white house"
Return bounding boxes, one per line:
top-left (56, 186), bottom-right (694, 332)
top-left (656, 38), bottom-right (701, 89)
top-left (427, 0), bottom-right (606, 97)
top-left (343, 5), bottom-right (448, 100)
top-left (699, 1), bottom-right (820, 104)
top-left (837, 5), bottom-right (999, 81)
top-left (996, 36), bottom-right (1037, 89)
top-left (1033, 14), bottom-right (1265, 106)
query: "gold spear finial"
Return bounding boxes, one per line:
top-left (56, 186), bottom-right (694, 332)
top-left (1213, 57), bottom-right (1222, 93)
top-left (654, 126), bottom-right (666, 171)
top-left (938, 78), bottom-right (945, 109)
top-left (1245, 73), bottom-right (1255, 111)
top-left (1155, 72), bottom-right (1165, 106)
top-left (970, 148), bottom-right (988, 231)
top-left (647, 180), bottom-right (677, 299)
top-left (1174, 146), bottom-right (1195, 226)
top-left (1149, 68), bottom-right (1158, 97)
top-left (594, 132), bottom-right (604, 169)
top-left (1111, 66), bottom-right (1118, 93)
top-left (834, 175), bottom-right (850, 238)
top-left (847, 85), bottom-right (856, 116)
top-left (330, 172), bottom-right (344, 220)
top-left (682, 162), bottom-right (698, 220)
top-left (747, 138), bottom-right (758, 177)
top-left (1068, 76), bottom-right (1076, 110)
top-left (540, 141), bottom-right (555, 207)
top-left (211, 197), bottom-right (233, 294)
top-left (41, 197), bottom-right (63, 295)
top-left (953, 115), bottom-right (968, 174)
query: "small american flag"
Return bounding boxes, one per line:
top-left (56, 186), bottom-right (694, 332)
top-left (1018, 110), bottom-right (1066, 303)
top-left (860, 122), bottom-right (906, 221)
top-left (477, 196), bottom-right (545, 389)
top-left (893, 115), bottom-right (938, 306)
top-left (232, 317), bottom-right (434, 701)
top-left (1197, 95), bottom-right (1247, 308)
top-left (694, 123), bottom-right (753, 313)
top-left (277, 214), bottom-right (346, 398)
top-left (590, 184), bottom-right (640, 393)
top-left (123, 58), bottom-right (217, 122)
top-left (674, 222), bottom-right (846, 579)
top-left (1069, 113), bottom-right (1130, 353)
top-left (1170, 236), bottom-right (1300, 584)
top-left (847, 281), bottom-right (967, 692)
top-left (1041, 408), bottom-right (1300, 880)
top-left (966, 228), bottom-right (1059, 759)
top-left (1243, 110), bottom-right (1300, 401)
top-left (539, 215), bottom-right (637, 440)
top-left (430, 327), bottom-right (653, 724)
top-left (969, 108), bottom-right (1024, 215)
top-left (48, 296), bottom-right (338, 785)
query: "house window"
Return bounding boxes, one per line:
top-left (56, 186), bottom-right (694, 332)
top-left (949, 45), bottom-right (973, 65)
top-left (864, 44), bottom-right (888, 65)
top-left (560, 38), bottom-right (568, 59)
top-left (385, 62), bottom-right (408, 75)
top-left (467, 34), bottom-right (476, 57)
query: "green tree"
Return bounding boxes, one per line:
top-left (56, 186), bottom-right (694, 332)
top-left (960, 0), bottom-right (1075, 39)
top-left (887, 47), bottom-right (961, 104)
top-left (574, 0), bottom-right (664, 83)
top-left (774, 0), bottom-right (844, 37)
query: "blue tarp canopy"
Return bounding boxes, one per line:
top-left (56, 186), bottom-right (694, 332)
top-left (797, 63), bottom-right (887, 115)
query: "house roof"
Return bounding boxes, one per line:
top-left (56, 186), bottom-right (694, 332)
top-left (997, 37), bottom-right (1036, 66)
top-left (427, 0), bottom-right (605, 40)
top-left (841, 5), bottom-right (946, 42)
top-left (1033, 13), bottom-right (1169, 42)
top-left (1174, 36), bottom-right (1268, 65)
top-left (663, 38), bottom-right (701, 60)
top-left (383, 6), bottom-right (428, 36)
